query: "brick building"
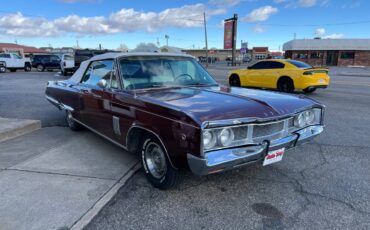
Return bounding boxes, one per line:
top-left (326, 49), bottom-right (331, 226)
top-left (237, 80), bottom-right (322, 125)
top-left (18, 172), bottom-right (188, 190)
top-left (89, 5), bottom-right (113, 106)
top-left (283, 39), bottom-right (370, 66)
top-left (252, 47), bottom-right (269, 60)
top-left (0, 43), bottom-right (47, 58)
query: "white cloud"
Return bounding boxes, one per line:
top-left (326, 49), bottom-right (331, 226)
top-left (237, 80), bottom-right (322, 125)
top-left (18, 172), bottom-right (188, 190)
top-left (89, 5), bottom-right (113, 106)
top-left (252, 24), bottom-right (266, 33)
top-left (298, 0), bottom-right (317, 7)
top-left (0, 3), bottom-right (226, 37)
top-left (243, 6), bottom-right (278, 22)
top-left (209, 0), bottom-right (241, 7)
top-left (315, 27), bottom-right (326, 36)
top-left (322, 33), bottom-right (344, 39)
top-left (273, 0), bottom-right (287, 3)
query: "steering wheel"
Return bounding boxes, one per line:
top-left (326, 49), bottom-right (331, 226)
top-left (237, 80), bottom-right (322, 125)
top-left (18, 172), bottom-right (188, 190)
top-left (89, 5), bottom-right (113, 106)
top-left (175, 73), bottom-right (193, 83)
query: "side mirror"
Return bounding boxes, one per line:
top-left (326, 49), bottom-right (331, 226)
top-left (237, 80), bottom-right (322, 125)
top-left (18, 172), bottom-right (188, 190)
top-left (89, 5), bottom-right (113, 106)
top-left (97, 79), bottom-right (107, 88)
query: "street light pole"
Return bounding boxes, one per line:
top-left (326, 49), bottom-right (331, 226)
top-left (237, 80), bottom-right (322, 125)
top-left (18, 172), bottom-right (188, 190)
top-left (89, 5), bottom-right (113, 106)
top-left (203, 12), bottom-right (209, 68)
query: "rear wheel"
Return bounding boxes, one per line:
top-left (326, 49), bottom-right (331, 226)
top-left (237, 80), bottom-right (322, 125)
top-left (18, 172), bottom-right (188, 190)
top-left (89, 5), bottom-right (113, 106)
top-left (24, 64), bottom-right (31, 72)
top-left (277, 77), bottom-right (294, 93)
top-left (37, 64), bottom-right (44, 72)
top-left (66, 111), bottom-right (83, 131)
top-left (229, 74), bottom-right (241, 87)
top-left (303, 88), bottom-right (316, 93)
top-left (140, 134), bottom-right (184, 190)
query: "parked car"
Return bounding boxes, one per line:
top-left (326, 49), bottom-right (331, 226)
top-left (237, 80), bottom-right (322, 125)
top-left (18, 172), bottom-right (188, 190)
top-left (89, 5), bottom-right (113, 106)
top-left (74, 49), bottom-right (117, 70)
top-left (0, 61), bottom-right (6, 73)
top-left (229, 59), bottom-right (330, 93)
top-left (31, 54), bottom-right (61, 72)
top-left (60, 54), bottom-right (75, 76)
top-left (0, 53), bottom-right (31, 72)
top-left (45, 52), bottom-right (325, 189)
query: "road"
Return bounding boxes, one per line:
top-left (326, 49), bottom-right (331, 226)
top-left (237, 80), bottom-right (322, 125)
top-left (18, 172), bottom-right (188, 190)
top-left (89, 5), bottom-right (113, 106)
top-left (0, 68), bottom-right (369, 230)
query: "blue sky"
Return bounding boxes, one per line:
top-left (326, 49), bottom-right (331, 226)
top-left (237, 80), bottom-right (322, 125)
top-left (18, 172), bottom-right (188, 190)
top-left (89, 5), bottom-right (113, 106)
top-left (0, 0), bottom-right (368, 50)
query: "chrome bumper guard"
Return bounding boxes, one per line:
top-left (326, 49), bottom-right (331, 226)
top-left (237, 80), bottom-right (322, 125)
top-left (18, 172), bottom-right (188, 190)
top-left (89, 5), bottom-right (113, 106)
top-left (187, 125), bottom-right (324, 176)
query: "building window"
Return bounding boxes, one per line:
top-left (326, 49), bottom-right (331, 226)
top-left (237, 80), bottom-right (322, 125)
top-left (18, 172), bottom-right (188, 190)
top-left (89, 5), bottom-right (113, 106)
top-left (310, 52), bottom-right (322, 59)
top-left (341, 52), bottom-right (355, 59)
top-left (294, 52), bottom-right (308, 59)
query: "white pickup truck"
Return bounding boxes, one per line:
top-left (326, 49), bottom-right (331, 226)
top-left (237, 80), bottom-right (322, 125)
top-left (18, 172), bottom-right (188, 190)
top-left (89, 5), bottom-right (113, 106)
top-left (0, 53), bottom-right (32, 72)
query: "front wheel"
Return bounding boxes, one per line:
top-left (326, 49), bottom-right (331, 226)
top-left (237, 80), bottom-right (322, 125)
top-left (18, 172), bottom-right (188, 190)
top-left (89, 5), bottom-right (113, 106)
top-left (140, 135), bottom-right (184, 190)
top-left (229, 74), bottom-right (241, 87)
top-left (66, 111), bottom-right (83, 131)
top-left (37, 64), bottom-right (44, 72)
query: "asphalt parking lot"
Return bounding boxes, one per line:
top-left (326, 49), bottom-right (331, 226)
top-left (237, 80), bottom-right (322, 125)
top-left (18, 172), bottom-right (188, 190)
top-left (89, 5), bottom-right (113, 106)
top-left (1, 66), bottom-right (370, 230)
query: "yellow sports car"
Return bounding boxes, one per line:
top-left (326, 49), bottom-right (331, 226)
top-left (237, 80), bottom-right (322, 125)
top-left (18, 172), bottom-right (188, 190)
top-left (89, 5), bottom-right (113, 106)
top-left (228, 59), bottom-right (330, 93)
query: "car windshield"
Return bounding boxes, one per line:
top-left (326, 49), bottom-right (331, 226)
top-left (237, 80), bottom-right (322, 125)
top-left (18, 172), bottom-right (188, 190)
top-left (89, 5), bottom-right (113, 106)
top-left (119, 56), bottom-right (218, 90)
top-left (64, 55), bottom-right (74, 60)
top-left (286, 60), bottom-right (313, 69)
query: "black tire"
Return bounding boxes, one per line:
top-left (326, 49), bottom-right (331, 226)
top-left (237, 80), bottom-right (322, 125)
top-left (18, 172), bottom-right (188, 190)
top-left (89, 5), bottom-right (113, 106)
top-left (140, 134), bottom-right (184, 190)
top-left (62, 69), bottom-right (67, 76)
top-left (277, 77), bottom-right (294, 93)
top-left (303, 88), bottom-right (316, 93)
top-left (37, 64), bottom-right (44, 72)
top-left (229, 74), bottom-right (241, 87)
top-left (24, 63), bottom-right (31, 72)
top-left (0, 66), bottom-right (6, 73)
top-left (66, 111), bottom-right (83, 131)
top-left (9, 69), bottom-right (16, 72)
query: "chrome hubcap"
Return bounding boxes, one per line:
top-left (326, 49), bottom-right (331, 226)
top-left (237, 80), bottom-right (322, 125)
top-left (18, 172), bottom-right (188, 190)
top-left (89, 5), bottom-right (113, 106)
top-left (145, 142), bottom-right (167, 179)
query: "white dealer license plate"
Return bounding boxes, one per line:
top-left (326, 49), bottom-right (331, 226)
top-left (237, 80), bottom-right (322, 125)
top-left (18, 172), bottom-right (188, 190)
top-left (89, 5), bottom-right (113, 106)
top-left (319, 79), bottom-right (325, 83)
top-left (263, 148), bottom-right (285, 166)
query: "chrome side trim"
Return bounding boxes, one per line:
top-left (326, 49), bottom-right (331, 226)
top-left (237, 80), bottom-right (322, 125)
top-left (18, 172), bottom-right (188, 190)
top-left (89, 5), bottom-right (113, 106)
top-left (112, 116), bottom-right (121, 135)
top-left (126, 125), bottom-right (176, 169)
top-left (73, 118), bottom-right (128, 150)
top-left (45, 95), bottom-right (74, 112)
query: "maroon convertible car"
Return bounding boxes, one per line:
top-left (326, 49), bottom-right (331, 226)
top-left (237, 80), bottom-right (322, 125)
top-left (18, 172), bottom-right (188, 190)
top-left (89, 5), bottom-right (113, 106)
top-left (45, 52), bottom-right (324, 189)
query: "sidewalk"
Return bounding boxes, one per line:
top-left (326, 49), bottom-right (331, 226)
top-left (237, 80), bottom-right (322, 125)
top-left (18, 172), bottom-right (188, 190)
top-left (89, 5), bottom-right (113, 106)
top-left (0, 126), bottom-right (139, 230)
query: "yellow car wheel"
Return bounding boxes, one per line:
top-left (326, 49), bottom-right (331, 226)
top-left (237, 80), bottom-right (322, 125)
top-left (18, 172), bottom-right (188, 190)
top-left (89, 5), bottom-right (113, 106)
top-left (229, 74), bottom-right (241, 87)
top-left (277, 77), bottom-right (294, 93)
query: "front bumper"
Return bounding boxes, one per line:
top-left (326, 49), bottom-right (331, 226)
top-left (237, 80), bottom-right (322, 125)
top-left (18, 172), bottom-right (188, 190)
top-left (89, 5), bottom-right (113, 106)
top-left (187, 125), bottom-right (323, 176)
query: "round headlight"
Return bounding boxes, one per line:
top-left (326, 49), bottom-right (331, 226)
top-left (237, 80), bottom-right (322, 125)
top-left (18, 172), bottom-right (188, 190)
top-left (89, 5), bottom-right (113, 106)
top-left (304, 110), bottom-right (315, 125)
top-left (218, 128), bottom-right (235, 146)
top-left (294, 113), bottom-right (306, 128)
top-left (203, 130), bottom-right (216, 150)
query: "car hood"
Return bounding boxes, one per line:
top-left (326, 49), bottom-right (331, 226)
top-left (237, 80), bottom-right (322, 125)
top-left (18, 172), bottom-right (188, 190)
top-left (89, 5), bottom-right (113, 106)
top-left (137, 86), bottom-right (320, 126)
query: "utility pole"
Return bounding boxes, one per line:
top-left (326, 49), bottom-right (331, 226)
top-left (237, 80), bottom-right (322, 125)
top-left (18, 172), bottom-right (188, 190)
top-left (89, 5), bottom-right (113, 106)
top-left (76, 40), bottom-right (79, 49)
top-left (231, 14), bottom-right (238, 66)
top-left (165, 35), bottom-right (169, 47)
top-left (203, 12), bottom-right (209, 68)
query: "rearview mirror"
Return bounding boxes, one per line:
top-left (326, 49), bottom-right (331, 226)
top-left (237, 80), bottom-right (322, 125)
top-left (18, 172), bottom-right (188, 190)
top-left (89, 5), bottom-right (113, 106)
top-left (97, 79), bottom-right (107, 88)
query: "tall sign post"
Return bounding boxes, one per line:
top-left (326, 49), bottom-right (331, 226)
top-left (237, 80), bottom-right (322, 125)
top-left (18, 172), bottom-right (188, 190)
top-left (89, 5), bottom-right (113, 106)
top-left (224, 14), bottom-right (238, 66)
top-left (203, 12), bottom-right (209, 68)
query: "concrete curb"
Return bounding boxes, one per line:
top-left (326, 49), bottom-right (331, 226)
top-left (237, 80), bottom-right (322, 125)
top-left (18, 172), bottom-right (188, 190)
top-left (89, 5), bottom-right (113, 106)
top-left (70, 162), bottom-right (141, 230)
top-left (0, 117), bottom-right (41, 143)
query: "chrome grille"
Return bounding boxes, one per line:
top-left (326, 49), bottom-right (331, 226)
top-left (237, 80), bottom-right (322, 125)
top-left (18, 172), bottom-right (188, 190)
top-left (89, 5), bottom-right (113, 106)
top-left (253, 122), bottom-right (284, 138)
